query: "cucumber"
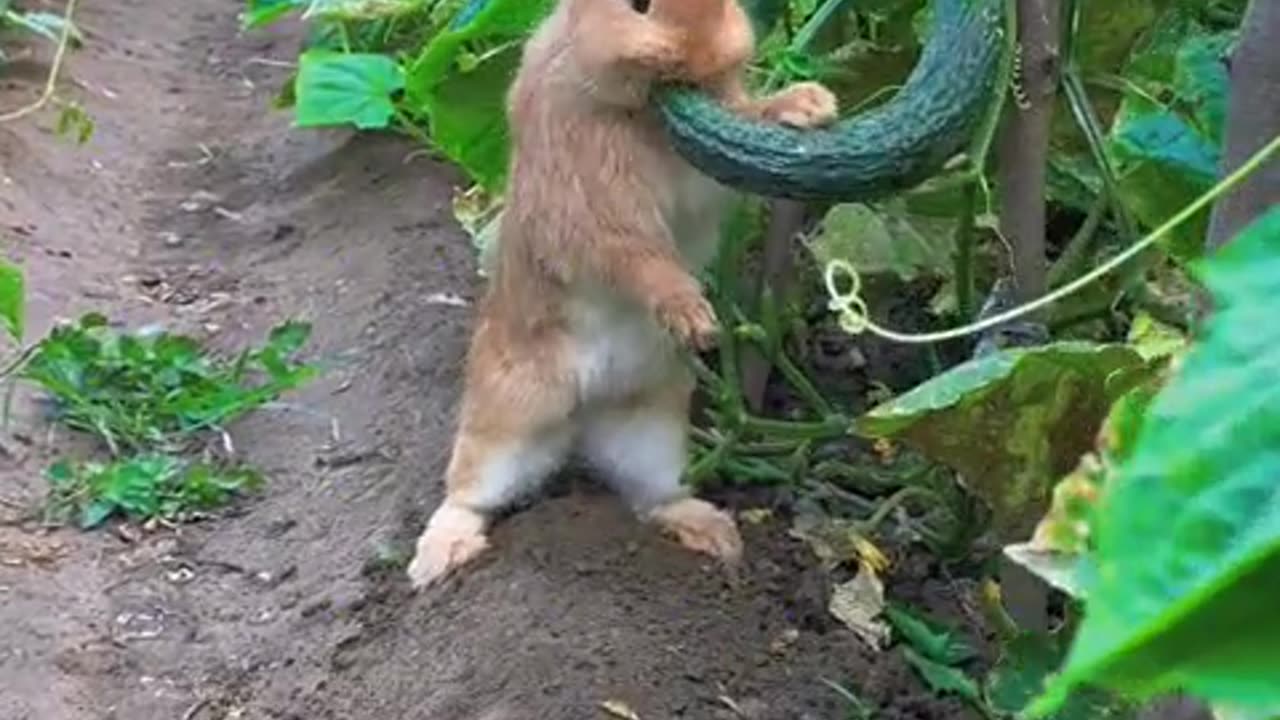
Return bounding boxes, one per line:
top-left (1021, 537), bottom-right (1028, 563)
top-left (656, 0), bottom-right (1007, 202)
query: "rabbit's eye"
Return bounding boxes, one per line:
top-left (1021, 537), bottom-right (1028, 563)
top-left (629, 0), bottom-right (651, 13)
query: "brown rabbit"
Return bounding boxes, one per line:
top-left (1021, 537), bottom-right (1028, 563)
top-left (407, 0), bottom-right (837, 588)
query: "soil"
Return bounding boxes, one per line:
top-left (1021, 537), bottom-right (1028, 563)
top-left (1, 3), bottom-right (988, 719)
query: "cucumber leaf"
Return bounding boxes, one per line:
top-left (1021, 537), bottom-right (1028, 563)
top-left (294, 50), bottom-right (404, 129)
top-left (1030, 207), bottom-right (1280, 715)
top-left (858, 342), bottom-right (1146, 539)
top-left (419, 45), bottom-right (521, 192)
top-left (402, 0), bottom-right (552, 191)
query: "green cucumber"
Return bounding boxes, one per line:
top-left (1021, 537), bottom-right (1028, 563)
top-left (656, 0), bottom-right (1007, 202)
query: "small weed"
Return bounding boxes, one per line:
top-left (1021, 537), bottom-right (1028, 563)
top-left (11, 312), bottom-right (318, 527)
top-left (46, 454), bottom-right (262, 528)
top-left (22, 313), bottom-right (316, 454)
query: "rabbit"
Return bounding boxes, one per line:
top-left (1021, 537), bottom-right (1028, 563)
top-left (407, 0), bottom-right (838, 589)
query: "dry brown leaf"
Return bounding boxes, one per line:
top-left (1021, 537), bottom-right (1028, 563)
top-left (600, 699), bottom-right (641, 720)
top-left (828, 567), bottom-right (890, 651)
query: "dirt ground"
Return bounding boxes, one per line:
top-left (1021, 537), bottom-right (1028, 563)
top-left (0, 3), bottom-right (986, 719)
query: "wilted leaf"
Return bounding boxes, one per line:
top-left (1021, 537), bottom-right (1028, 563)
top-left (790, 506), bottom-right (889, 573)
top-left (1126, 311), bottom-right (1187, 360)
top-left (1030, 207), bottom-right (1280, 715)
top-left (1006, 358), bottom-right (1170, 596)
top-left (829, 569), bottom-right (890, 651)
top-left (1026, 453), bottom-right (1105, 556)
top-left (808, 199), bottom-right (955, 283)
top-left (294, 51), bottom-right (404, 130)
top-left (452, 183), bottom-right (504, 275)
top-left (858, 342), bottom-right (1146, 539)
top-left (1096, 369), bottom-right (1167, 463)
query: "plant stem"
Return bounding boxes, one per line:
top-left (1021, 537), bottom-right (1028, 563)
top-left (858, 486), bottom-right (932, 533)
top-left (392, 105), bottom-right (434, 148)
top-left (773, 342), bottom-right (835, 416)
top-left (764, 0), bottom-right (853, 90)
top-left (954, 182), bottom-right (978, 319)
top-left (1061, 65), bottom-right (1138, 243)
top-left (791, 0), bottom-right (851, 50)
top-left (740, 200), bottom-right (806, 411)
top-left (739, 413), bottom-right (847, 441)
top-left (993, 0), bottom-right (1062, 634)
top-left (1047, 192), bottom-right (1106, 288)
top-left (0, 0), bottom-right (78, 123)
top-left (1206, 0), bottom-right (1280, 251)
top-left (997, 0), bottom-right (1061, 309)
top-left (685, 432), bottom-right (737, 484)
top-left (712, 212), bottom-right (748, 411)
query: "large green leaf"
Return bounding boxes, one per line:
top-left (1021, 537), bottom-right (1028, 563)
top-left (421, 45), bottom-right (521, 192)
top-left (402, 0), bottom-right (552, 190)
top-left (858, 342), bottom-right (1145, 539)
top-left (1030, 207), bottom-right (1280, 716)
top-left (294, 50), bottom-right (404, 129)
top-left (0, 258), bottom-right (24, 344)
top-left (403, 0), bottom-right (551, 107)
